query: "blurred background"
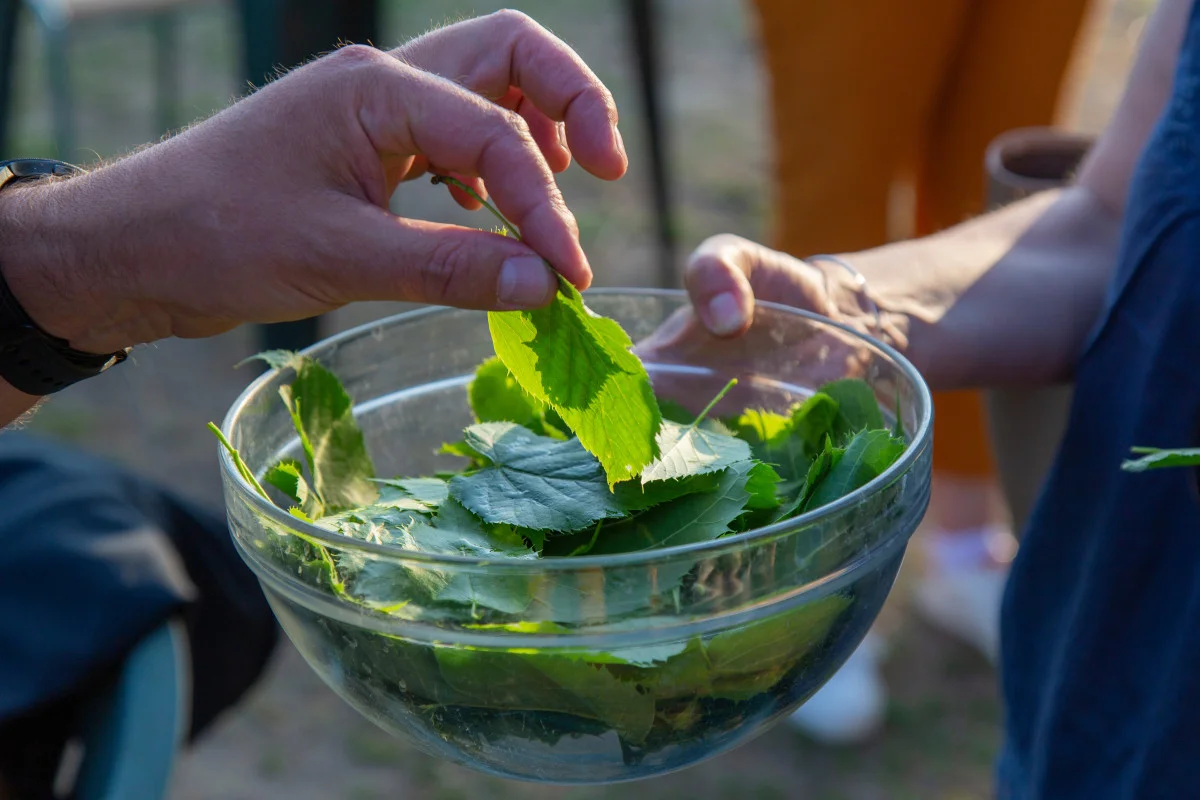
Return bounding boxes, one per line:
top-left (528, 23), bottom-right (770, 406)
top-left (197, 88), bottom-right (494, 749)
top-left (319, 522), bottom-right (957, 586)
top-left (2, 0), bottom-right (1149, 797)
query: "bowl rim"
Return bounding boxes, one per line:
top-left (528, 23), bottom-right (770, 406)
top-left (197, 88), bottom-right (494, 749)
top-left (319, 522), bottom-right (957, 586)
top-left (219, 287), bottom-right (933, 570)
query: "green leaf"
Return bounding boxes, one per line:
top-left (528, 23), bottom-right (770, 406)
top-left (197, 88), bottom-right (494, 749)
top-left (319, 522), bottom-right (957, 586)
top-left (208, 422), bottom-right (269, 500)
top-left (744, 461), bottom-right (782, 510)
top-left (372, 477), bottom-right (449, 509)
top-left (433, 647), bottom-right (656, 743)
top-left (731, 408), bottom-right (792, 447)
top-left (465, 620), bottom-right (689, 666)
top-left (449, 423), bottom-right (627, 530)
top-left (468, 356), bottom-right (565, 438)
top-left (731, 407), bottom-right (808, 482)
top-left (439, 440), bottom-right (486, 464)
top-left (700, 593), bottom-right (850, 700)
top-left (1121, 447), bottom-right (1200, 472)
top-left (332, 499), bottom-right (536, 614)
top-left (589, 462), bottom-right (754, 555)
top-left (612, 472), bottom-right (722, 512)
top-left (658, 399), bottom-right (695, 425)
top-left (640, 420), bottom-right (752, 484)
top-left (819, 379), bottom-right (884, 442)
top-left (774, 436), bottom-right (840, 521)
top-left (264, 459), bottom-right (324, 518)
top-left (790, 392), bottom-right (841, 454)
top-left (804, 429), bottom-right (905, 512)
top-left (253, 351), bottom-right (377, 512)
top-left (488, 281), bottom-right (662, 486)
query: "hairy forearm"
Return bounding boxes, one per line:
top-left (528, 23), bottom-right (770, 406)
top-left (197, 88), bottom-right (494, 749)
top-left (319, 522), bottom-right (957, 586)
top-left (851, 185), bottom-right (1121, 391)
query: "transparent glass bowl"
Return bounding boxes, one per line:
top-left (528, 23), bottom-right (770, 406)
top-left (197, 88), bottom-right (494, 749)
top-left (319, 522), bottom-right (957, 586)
top-left (219, 290), bottom-right (932, 784)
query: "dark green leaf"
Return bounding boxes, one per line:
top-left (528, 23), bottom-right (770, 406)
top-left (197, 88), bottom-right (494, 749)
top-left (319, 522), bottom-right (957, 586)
top-left (613, 472), bottom-right (722, 512)
top-left (774, 437), bottom-right (840, 521)
top-left (819, 379), bottom-right (884, 442)
top-left (589, 462), bottom-right (754, 555)
top-left (744, 462), bottom-right (782, 510)
top-left (658, 399), bottom-right (695, 424)
top-left (449, 423), bottom-right (626, 530)
top-left (433, 647), bottom-right (656, 743)
top-left (790, 392), bottom-right (841, 454)
top-left (265, 459), bottom-right (324, 518)
top-left (253, 351), bottom-right (377, 512)
top-left (488, 281), bottom-right (662, 486)
top-left (372, 477), bottom-right (449, 508)
top-left (1121, 447), bottom-right (1200, 472)
top-left (804, 429), bottom-right (905, 512)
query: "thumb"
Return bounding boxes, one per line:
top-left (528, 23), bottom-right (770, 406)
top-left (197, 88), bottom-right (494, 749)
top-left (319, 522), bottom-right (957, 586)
top-left (322, 199), bottom-right (558, 310)
top-left (684, 234), bottom-right (827, 338)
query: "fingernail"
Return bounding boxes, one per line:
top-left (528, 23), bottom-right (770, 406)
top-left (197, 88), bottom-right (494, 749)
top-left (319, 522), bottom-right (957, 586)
top-left (556, 122), bottom-right (569, 151)
top-left (612, 125), bottom-right (627, 162)
top-left (498, 256), bottom-right (556, 309)
top-left (706, 292), bottom-right (745, 336)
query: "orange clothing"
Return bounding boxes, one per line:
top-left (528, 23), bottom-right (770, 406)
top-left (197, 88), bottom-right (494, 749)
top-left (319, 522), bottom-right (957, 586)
top-left (751, 0), bottom-right (1094, 476)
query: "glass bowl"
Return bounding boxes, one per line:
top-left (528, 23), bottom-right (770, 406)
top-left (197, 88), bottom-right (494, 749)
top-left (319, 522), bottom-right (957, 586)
top-left (218, 289), bottom-right (932, 784)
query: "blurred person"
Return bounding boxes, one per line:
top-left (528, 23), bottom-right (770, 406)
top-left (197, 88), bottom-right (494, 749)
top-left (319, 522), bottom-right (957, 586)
top-left (749, 0), bottom-right (1096, 743)
top-left (640, 0), bottom-right (1200, 793)
top-left (0, 11), bottom-right (627, 797)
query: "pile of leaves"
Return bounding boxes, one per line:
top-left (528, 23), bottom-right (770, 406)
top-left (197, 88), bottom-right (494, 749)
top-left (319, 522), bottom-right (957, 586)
top-left (212, 186), bottom-right (910, 765)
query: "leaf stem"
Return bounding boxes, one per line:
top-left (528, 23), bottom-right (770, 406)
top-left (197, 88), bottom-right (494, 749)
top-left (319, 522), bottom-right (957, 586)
top-left (208, 422), bottom-right (271, 500)
top-left (568, 520), bottom-right (605, 557)
top-left (431, 175), bottom-right (523, 241)
top-left (690, 378), bottom-right (738, 429)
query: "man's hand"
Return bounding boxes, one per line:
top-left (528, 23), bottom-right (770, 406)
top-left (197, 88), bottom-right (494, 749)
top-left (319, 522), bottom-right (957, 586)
top-left (0, 10), bottom-right (626, 357)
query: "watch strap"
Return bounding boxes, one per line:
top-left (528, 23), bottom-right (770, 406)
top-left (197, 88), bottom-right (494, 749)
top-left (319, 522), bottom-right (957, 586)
top-left (0, 158), bottom-right (130, 395)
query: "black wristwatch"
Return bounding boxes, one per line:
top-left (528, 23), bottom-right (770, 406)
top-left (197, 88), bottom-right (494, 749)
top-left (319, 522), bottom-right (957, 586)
top-left (0, 158), bottom-right (130, 395)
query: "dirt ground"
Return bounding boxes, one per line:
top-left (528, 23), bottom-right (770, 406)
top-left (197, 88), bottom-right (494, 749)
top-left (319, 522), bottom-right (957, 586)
top-left (5, 0), bottom-right (1149, 797)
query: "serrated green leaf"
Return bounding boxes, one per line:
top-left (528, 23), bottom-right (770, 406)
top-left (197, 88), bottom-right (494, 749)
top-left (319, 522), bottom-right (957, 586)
top-left (372, 477), bottom-right (449, 508)
top-left (820, 379), bottom-right (884, 442)
top-left (488, 281), bottom-right (661, 486)
top-left (639, 420), bottom-right (752, 485)
top-left (264, 459), bottom-right (305, 504)
top-left (774, 436), bottom-right (840, 521)
top-left (589, 462), bottom-right (754, 555)
top-left (613, 472), bottom-right (722, 512)
top-left (1121, 447), bottom-right (1200, 472)
top-left (744, 461), bottom-right (782, 510)
top-left (252, 351), bottom-right (377, 512)
top-left (804, 429), bottom-right (905, 511)
top-left (265, 458), bottom-right (325, 518)
top-left (449, 423), bottom-right (626, 530)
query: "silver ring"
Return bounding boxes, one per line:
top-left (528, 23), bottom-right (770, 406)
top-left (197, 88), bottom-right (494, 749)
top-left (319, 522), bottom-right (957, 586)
top-left (806, 253), bottom-right (882, 331)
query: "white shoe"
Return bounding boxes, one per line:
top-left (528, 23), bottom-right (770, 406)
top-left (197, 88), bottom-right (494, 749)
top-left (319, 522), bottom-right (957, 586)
top-left (912, 565), bottom-right (1007, 664)
top-left (785, 632), bottom-right (886, 744)
top-left (911, 525), bottom-right (1015, 664)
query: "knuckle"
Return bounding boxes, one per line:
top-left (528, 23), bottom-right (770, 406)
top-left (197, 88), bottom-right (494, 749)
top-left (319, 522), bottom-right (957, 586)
top-left (490, 8), bottom-right (539, 33)
top-left (327, 43), bottom-right (384, 66)
top-left (419, 237), bottom-right (476, 301)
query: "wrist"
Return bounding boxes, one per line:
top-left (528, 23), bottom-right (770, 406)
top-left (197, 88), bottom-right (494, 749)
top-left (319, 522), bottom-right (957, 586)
top-left (806, 253), bottom-right (913, 361)
top-left (0, 175), bottom-right (134, 355)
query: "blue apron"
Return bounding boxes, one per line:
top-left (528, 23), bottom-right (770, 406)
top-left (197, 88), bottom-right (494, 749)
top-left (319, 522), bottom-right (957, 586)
top-left (999, 3), bottom-right (1200, 796)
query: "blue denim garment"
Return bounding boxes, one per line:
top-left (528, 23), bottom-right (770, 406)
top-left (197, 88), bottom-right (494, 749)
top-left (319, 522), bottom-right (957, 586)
top-left (998, 3), bottom-right (1200, 797)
